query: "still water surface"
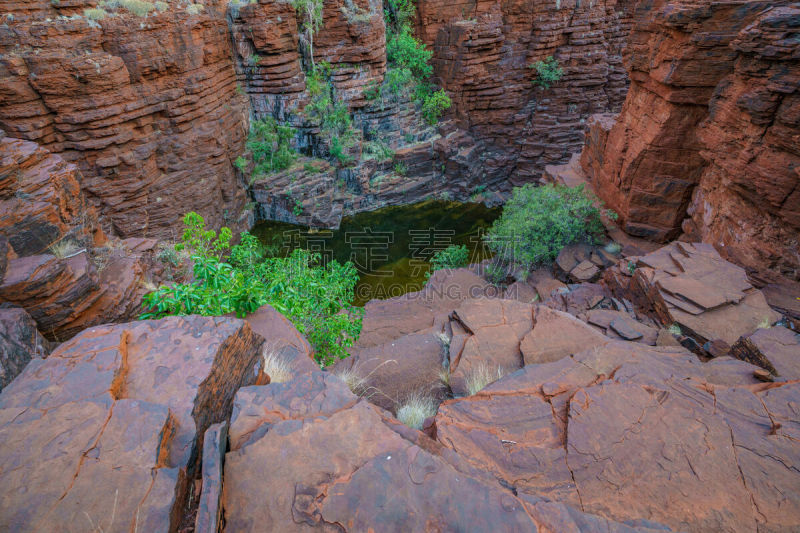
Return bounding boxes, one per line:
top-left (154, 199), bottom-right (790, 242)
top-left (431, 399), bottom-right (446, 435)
top-left (252, 200), bottom-right (501, 305)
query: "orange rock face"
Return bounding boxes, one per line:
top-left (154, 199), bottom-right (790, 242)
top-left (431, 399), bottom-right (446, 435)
top-left (0, 1), bottom-right (250, 239)
top-left (0, 135), bottom-right (158, 340)
top-left (0, 315), bottom-right (263, 532)
top-left (420, 0), bottom-right (634, 184)
top-left (578, 0), bottom-right (799, 281)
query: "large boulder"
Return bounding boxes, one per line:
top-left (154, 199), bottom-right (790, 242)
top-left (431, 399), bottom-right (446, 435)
top-left (0, 305), bottom-right (50, 391)
top-left (0, 315), bottom-right (263, 532)
top-left (519, 306), bottom-right (609, 365)
top-left (220, 369), bottom-right (669, 532)
top-left (449, 298), bottom-right (532, 396)
top-left (629, 242), bottom-right (781, 345)
top-left (355, 268), bottom-right (496, 349)
top-left (436, 340), bottom-right (800, 532)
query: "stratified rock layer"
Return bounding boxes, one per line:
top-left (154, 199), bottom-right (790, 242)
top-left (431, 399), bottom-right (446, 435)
top-left (0, 315), bottom-right (263, 532)
top-left (0, 136), bottom-right (159, 340)
top-left (437, 341), bottom-right (800, 532)
top-left (578, 0), bottom-right (799, 281)
top-left (0, 1), bottom-right (251, 238)
top-left (421, 0), bottom-right (634, 185)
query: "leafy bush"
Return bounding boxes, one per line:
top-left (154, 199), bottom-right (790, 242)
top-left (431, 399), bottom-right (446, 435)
top-left (421, 89), bottom-right (451, 125)
top-left (141, 212), bottom-right (362, 366)
top-left (387, 30), bottom-right (433, 80)
top-left (485, 183), bottom-right (614, 268)
top-left (429, 244), bottom-right (468, 273)
top-left (245, 117), bottom-right (296, 177)
top-left (330, 136), bottom-right (353, 165)
top-left (393, 162), bottom-right (407, 175)
top-left (530, 56), bottom-right (564, 89)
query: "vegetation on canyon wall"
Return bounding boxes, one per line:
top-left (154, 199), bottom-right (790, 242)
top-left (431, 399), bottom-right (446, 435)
top-left (485, 184), bottom-right (615, 268)
top-left (383, 0), bottom-right (451, 124)
top-left (141, 213), bottom-right (363, 366)
top-left (530, 56), bottom-right (564, 89)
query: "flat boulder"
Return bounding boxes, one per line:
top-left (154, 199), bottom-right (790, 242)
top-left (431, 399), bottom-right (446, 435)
top-left (632, 242), bottom-right (781, 345)
top-left (0, 315), bottom-right (263, 532)
top-left (449, 298), bottom-right (532, 395)
top-left (335, 329), bottom-right (446, 413)
top-left (436, 340), bottom-right (800, 532)
top-left (221, 369), bottom-right (665, 532)
top-left (355, 268), bottom-right (495, 349)
top-left (520, 305), bottom-right (609, 365)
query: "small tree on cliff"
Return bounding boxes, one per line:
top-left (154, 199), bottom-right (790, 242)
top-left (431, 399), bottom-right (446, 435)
top-left (530, 56), bottom-right (564, 89)
top-left (293, 0), bottom-right (323, 70)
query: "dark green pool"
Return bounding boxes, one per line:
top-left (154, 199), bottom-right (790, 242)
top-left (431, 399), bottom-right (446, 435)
top-left (252, 200), bottom-right (501, 306)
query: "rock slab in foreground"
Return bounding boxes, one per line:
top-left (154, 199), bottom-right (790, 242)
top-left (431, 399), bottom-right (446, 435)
top-left (437, 340), bottom-right (800, 532)
top-left (0, 316), bottom-right (263, 532)
top-left (221, 370), bottom-right (669, 532)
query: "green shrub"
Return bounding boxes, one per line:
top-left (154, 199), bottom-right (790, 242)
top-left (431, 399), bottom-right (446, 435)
top-left (141, 212), bottom-right (362, 366)
top-left (245, 117), bottom-right (296, 176)
top-left (393, 162), bottom-right (407, 175)
top-left (485, 263), bottom-right (507, 285)
top-left (330, 136), bottom-right (353, 165)
top-left (485, 183), bottom-right (614, 268)
top-left (429, 244), bottom-right (468, 274)
top-left (530, 56), bottom-right (564, 89)
top-left (84, 7), bottom-right (107, 19)
top-left (101, 0), bottom-right (155, 16)
top-left (234, 155), bottom-right (248, 171)
top-left (387, 30), bottom-right (433, 81)
top-left (421, 89), bottom-right (451, 125)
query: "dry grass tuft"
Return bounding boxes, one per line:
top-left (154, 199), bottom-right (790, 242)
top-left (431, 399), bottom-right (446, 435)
top-left (396, 393), bottom-right (438, 430)
top-left (263, 346), bottom-right (293, 384)
top-left (49, 239), bottom-right (84, 259)
top-left (465, 363), bottom-right (505, 396)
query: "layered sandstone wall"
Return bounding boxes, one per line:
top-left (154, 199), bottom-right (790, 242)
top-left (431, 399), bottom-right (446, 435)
top-left (0, 1), bottom-right (251, 240)
top-left (684, 5), bottom-right (800, 282)
top-left (419, 0), bottom-right (634, 185)
top-left (579, 0), bottom-right (799, 281)
top-left (0, 135), bottom-right (159, 340)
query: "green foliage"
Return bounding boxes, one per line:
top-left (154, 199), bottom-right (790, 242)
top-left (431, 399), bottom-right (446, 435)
top-left (292, 198), bottom-right (303, 216)
top-left (101, 0), bottom-right (155, 16)
top-left (293, 0), bottom-right (323, 68)
top-left (393, 162), bottom-right (407, 175)
top-left (387, 30), bottom-right (433, 80)
top-left (84, 7), bottom-right (107, 19)
top-left (421, 89), bottom-right (451, 125)
top-left (248, 54), bottom-right (261, 66)
top-left (362, 139), bottom-right (394, 162)
top-left (429, 244), bottom-right (468, 274)
top-left (485, 183), bottom-right (614, 268)
top-left (530, 56), bottom-right (564, 89)
top-left (141, 213), bottom-right (362, 366)
top-left (330, 136), bottom-right (353, 164)
top-left (234, 156), bottom-right (247, 171)
top-left (485, 263), bottom-right (507, 285)
top-left (245, 117), bottom-right (296, 177)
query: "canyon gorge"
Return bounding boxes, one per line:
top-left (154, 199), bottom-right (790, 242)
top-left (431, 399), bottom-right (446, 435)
top-left (0, 0), bottom-right (799, 531)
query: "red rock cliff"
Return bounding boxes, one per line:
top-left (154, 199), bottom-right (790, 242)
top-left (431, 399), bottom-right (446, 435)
top-left (419, 0), bottom-right (635, 184)
top-left (579, 0), bottom-right (799, 281)
top-left (0, 1), bottom-right (250, 240)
